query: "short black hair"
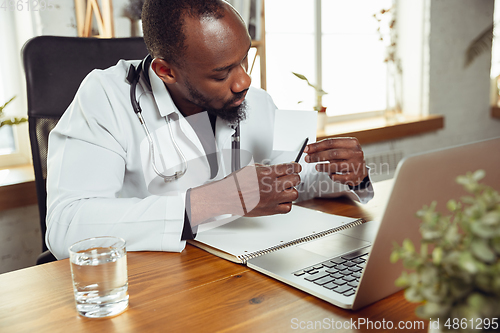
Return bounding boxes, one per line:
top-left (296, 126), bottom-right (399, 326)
top-left (142, 0), bottom-right (226, 67)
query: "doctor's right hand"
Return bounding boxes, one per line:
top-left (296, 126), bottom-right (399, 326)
top-left (233, 163), bottom-right (301, 217)
top-left (189, 163), bottom-right (301, 225)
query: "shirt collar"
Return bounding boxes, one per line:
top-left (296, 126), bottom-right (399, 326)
top-left (148, 64), bottom-right (180, 118)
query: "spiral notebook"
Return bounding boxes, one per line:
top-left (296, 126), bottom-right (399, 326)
top-left (188, 206), bottom-right (365, 264)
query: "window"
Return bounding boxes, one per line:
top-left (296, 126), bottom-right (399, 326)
top-left (264, 0), bottom-right (393, 117)
top-left (0, 11), bottom-right (36, 168)
top-left (0, 126), bottom-right (16, 155)
top-left (491, 0), bottom-right (500, 105)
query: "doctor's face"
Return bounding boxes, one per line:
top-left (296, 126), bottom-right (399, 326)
top-left (173, 6), bottom-right (252, 123)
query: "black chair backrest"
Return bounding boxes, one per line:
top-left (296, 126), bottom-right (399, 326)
top-left (23, 36), bottom-right (149, 254)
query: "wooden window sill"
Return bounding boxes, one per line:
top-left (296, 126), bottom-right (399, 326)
top-left (0, 164), bottom-right (37, 212)
top-left (317, 114), bottom-right (445, 145)
top-left (492, 106), bottom-right (500, 119)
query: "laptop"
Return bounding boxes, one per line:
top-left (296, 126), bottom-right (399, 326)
top-left (246, 137), bottom-right (500, 310)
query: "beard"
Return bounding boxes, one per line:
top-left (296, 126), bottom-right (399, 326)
top-left (184, 79), bottom-right (247, 125)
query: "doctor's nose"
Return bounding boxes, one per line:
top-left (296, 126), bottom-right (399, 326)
top-left (231, 65), bottom-right (251, 94)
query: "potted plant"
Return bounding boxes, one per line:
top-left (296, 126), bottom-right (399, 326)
top-left (292, 72), bottom-right (328, 131)
top-left (0, 96), bottom-right (27, 128)
top-left (373, 6), bottom-right (403, 121)
top-left (391, 170), bottom-right (500, 332)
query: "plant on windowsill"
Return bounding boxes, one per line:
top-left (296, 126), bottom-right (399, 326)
top-left (391, 170), bottom-right (500, 333)
top-left (0, 96), bottom-right (27, 128)
top-left (292, 72), bottom-right (328, 131)
top-left (373, 6), bottom-right (403, 122)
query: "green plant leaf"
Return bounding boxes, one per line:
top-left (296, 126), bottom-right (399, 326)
top-left (402, 239), bottom-right (415, 253)
top-left (292, 72), bottom-right (308, 81)
top-left (470, 239), bottom-right (496, 263)
top-left (447, 199), bottom-right (458, 212)
top-left (0, 96), bottom-right (16, 113)
top-left (481, 211), bottom-right (500, 226)
top-left (432, 247), bottom-right (443, 265)
top-left (422, 301), bottom-right (451, 318)
top-left (395, 274), bottom-right (409, 288)
top-left (0, 117), bottom-right (27, 128)
top-left (291, 72), bottom-right (328, 98)
top-left (472, 169), bottom-right (486, 182)
top-left (492, 237), bottom-right (500, 255)
top-left (459, 251), bottom-right (479, 274)
top-left (466, 293), bottom-right (488, 311)
top-left (470, 222), bottom-right (497, 239)
top-left (404, 286), bottom-right (424, 303)
top-left (420, 265), bottom-right (439, 285)
top-left (443, 223), bottom-right (461, 245)
top-left (465, 23), bottom-right (493, 67)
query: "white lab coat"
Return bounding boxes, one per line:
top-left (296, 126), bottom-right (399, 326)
top-left (46, 60), bottom-right (373, 259)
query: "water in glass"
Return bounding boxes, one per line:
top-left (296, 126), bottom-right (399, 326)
top-left (70, 242), bottom-right (128, 318)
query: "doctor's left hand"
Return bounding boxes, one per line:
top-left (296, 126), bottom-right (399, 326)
top-left (233, 162), bottom-right (302, 217)
top-left (304, 137), bottom-right (368, 187)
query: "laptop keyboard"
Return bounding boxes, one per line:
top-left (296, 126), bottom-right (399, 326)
top-left (292, 247), bottom-right (371, 297)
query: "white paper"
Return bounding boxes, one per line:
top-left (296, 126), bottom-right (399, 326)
top-left (273, 109), bottom-right (317, 152)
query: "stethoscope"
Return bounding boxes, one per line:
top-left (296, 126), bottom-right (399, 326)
top-left (126, 55), bottom-right (240, 182)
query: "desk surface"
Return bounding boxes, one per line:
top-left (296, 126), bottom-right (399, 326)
top-left (0, 180), bottom-right (427, 333)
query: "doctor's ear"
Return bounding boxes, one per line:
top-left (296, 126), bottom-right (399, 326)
top-left (151, 58), bottom-right (178, 84)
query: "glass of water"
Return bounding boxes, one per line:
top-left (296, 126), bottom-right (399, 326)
top-left (69, 236), bottom-right (129, 318)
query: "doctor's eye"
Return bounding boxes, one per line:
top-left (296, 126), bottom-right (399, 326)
top-left (212, 75), bottom-right (228, 82)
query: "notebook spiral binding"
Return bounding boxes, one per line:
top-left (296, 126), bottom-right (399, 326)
top-left (237, 218), bottom-right (365, 264)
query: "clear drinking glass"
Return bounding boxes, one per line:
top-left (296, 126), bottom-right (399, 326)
top-left (69, 236), bottom-right (129, 318)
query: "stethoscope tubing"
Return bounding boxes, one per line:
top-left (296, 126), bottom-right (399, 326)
top-left (127, 56), bottom-right (240, 182)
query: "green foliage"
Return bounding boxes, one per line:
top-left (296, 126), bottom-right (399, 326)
top-left (291, 72), bottom-right (328, 112)
top-left (291, 72), bottom-right (328, 97)
top-left (464, 23), bottom-right (494, 68)
top-left (0, 96), bottom-right (27, 128)
top-left (391, 170), bottom-right (500, 332)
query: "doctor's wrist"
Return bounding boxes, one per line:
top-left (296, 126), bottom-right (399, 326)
top-left (189, 177), bottom-right (245, 225)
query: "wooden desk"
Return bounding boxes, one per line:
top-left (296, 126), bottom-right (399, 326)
top-left (0, 180), bottom-right (426, 333)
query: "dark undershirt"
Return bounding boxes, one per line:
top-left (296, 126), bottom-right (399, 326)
top-left (180, 113), bottom-right (218, 240)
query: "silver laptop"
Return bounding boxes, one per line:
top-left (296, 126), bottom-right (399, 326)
top-left (247, 137), bottom-right (500, 310)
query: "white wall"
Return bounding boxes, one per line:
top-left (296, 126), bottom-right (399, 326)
top-left (363, 0), bottom-right (500, 161)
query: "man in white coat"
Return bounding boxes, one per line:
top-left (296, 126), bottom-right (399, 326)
top-left (46, 0), bottom-right (372, 259)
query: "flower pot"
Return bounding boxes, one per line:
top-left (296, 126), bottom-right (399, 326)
top-left (317, 109), bottom-right (327, 131)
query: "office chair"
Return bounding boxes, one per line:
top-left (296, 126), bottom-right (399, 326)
top-left (23, 36), bottom-right (149, 264)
